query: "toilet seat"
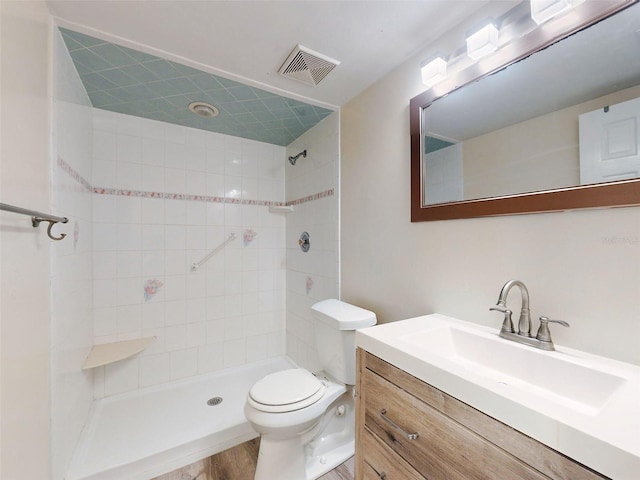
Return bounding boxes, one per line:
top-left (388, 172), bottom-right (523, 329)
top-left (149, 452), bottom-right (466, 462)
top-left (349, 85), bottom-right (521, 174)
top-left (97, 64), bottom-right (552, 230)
top-left (248, 369), bottom-right (326, 413)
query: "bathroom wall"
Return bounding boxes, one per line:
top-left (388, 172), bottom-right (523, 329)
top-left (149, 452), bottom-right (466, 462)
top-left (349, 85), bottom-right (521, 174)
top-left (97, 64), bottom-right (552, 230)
top-left (0, 1), bottom-right (53, 478)
top-left (285, 113), bottom-right (340, 372)
top-left (341, 10), bottom-right (640, 366)
top-left (91, 110), bottom-right (287, 397)
top-left (50, 29), bottom-right (95, 480)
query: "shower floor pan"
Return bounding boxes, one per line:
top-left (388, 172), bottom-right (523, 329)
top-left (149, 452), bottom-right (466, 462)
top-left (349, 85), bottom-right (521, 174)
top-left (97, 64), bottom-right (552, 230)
top-left (67, 356), bottom-right (294, 480)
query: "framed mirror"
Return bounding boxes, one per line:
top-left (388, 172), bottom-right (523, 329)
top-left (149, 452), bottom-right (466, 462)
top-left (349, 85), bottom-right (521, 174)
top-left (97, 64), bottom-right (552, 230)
top-left (410, 0), bottom-right (640, 222)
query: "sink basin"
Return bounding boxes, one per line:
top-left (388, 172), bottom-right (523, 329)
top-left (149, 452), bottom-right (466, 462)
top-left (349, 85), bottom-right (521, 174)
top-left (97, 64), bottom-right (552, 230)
top-left (403, 326), bottom-right (626, 414)
top-left (355, 313), bottom-right (640, 480)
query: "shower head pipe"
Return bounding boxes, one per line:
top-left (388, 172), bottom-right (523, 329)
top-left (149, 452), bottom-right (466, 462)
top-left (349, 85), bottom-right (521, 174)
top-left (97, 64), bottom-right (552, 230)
top-left (288, 150), bottom-right (307, 165)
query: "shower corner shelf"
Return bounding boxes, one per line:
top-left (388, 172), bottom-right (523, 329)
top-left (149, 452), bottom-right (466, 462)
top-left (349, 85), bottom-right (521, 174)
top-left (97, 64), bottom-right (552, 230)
top-left (82, 337), bottom-right (156, 370)
top-left (268, 205), bottom-right (293, 214)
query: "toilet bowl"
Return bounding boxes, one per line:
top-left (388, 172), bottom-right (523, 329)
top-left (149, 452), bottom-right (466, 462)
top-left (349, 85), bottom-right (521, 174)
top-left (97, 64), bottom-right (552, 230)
top-left (244, 299), bottom-right (376, 480)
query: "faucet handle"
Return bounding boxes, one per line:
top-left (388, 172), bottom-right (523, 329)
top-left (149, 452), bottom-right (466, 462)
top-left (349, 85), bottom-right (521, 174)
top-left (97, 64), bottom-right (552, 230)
top-left (536, 316), bottom-right (570, 342)
top-left (490, 306), bottom-right (515, 333)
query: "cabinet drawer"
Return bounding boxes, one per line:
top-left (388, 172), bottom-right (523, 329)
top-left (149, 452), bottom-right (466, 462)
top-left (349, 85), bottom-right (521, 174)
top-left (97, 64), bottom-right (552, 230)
top-left (363, 366), bottom-right (548, 480)
top-left (359, 350), bottom-right (608, 480)
top-left (362, 427), bottom-right (426, 480)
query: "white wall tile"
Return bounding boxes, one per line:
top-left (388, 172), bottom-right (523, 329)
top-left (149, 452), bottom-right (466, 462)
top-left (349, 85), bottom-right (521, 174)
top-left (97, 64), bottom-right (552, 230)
top-left (139, 353), bottom-right (171, 387)
top-left (93, 223), bottom-right (118, 252)
top-left (142, 224), bottom-right (165, 251)
top-left (93, 130), bottom-right (117, 162)
top-left (186, 170), bottom-right (206, 195)
top-left (165, 225), bottom-right (186, 250)
top-left (206, 203), bottom-right (225, 225)
top-left (94, 252), bottom-right (116, 279)
top-left (198, 343), bottom-right (223, 374)
top-left (117, 135), bottom-right (142, 164)
top-left (142, 251), bottom-right (165, 276)
top-left (142, 165), bottom-right (165, 192)
top-left (140, 118), bottom-right (166, 140)
top-left (164, 275), bottom-right (186, 301)
top-left (116, 251), bottom-right (142, 278)
top-left (93, 278), bottom-right (117, 308)
top-left (142, 301), bottom-right (165, 330)
top-left (246, 335), bottom-right (268, 363)
top-left (141, 198), bottom-right (165, 224)
top-left (117, 162), bottom-right (142, 190)
top-left (165, 142), bottom-right (186, 169)
top-left (94, 108), bottom-right (118, 133)
top-left (165, 201), bottom-right (186, 225)
top-left (93, 307), bottom-right (117, 337)
top-left (165, 299), bottom-right (187, 326)
top-left (142, 137), bottom-right (165, 166)
top-left (93, 112), bottom-right (288, 398)
top-left (224, 204), bottom-right (242, 226)
top-left (165, 324), bottom-right (188, 351)
top-left (165, 250), bottom-right (187, 276)
top-left (185, 201), bottom-right (206, 225)
top-left (116, 224), bottom-right (142, 251)
top-left (104, 359), bottom-right (139, 396)
top-left (225, 150), bottom-right (243, 177)
top-left (165, 168), bottom-right (186, 194)
top-left (93, 160), bottom-right (117, 188)
top-left (116, 305), bottom-right (142, 333)
top-left (206, 174), bottom-right (225, 197)
top-left (284, 113), bottom-right (339, 371)
top-left (223, 339), bottom-right (246, 368)
top-left (116, 277), bottom-right (142, 306)
top-left (186, 322), bottom-right (206, 348)
top-left (170, 348), bottom-right (198, 380)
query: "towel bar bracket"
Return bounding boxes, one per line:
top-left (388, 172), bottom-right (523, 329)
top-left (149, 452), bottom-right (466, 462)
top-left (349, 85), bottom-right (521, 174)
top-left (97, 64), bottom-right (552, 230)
top-left (1, 202), bottom-right (69, 241)
top-left (31, 216), bottom-right (68, 241)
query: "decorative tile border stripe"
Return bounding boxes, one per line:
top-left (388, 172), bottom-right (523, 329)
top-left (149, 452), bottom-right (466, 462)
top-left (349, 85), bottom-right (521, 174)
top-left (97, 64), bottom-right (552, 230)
top-left (91, 187), bottom-right (286, 206)
top-left (58, 156), bottom-right (334, 208)
top-left (286, 188), bottom-right (334, 206)
top-left (57, 156), bottom-right (92, 191)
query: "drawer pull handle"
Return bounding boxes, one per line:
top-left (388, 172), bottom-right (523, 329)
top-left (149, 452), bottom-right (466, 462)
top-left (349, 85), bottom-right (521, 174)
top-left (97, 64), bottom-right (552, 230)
top-left (380, 409), bottom-right (419, 440)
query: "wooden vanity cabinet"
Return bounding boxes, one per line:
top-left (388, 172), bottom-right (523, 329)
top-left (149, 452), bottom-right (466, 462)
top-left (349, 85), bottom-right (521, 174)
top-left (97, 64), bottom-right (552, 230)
top-left (354, 349), bottom-right (609, 480)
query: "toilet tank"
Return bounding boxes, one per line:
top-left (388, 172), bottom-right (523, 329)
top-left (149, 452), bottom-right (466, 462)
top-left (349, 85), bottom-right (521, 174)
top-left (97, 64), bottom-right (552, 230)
top-left (311, 299), bottom-right (377, 385)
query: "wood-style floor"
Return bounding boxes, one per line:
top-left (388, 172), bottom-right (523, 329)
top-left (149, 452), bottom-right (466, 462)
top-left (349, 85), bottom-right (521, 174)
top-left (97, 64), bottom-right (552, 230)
top-left (152, 438), bottom-right (354, 480)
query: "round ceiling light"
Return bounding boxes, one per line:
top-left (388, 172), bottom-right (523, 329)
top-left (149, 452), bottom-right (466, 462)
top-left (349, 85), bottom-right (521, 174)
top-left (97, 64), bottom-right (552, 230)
top-left (188, 101), bottom-right (219, 118)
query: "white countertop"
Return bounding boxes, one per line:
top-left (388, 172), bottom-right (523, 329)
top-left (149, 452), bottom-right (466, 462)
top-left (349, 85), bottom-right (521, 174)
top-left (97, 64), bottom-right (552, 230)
top-left (356, 314), bottom-right (640, 480)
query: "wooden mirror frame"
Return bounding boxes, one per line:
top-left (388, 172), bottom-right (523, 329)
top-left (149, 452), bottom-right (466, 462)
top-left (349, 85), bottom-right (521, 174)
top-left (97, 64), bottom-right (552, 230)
top-left (410, 0), bottom-right (640, 222)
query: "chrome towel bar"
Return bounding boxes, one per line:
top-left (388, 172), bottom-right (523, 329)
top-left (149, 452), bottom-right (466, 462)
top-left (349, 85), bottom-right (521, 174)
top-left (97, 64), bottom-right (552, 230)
top-left (0, 202), bottom-right (69, 241)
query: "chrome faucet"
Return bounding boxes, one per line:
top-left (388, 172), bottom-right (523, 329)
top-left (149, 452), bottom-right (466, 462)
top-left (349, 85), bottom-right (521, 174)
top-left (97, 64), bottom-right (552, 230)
top-left (490, 280), bottom-right (569, 351)
top-left (492, 279), bottom-right (532, 336)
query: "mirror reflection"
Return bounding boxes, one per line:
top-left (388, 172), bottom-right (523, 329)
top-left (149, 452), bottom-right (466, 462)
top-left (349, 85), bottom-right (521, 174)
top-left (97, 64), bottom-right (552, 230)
top-left (422, 2), bottom-right (640, 207)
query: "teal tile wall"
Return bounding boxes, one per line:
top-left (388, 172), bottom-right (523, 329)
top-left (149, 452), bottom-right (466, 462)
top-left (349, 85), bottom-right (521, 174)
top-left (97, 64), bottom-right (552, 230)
top-left (425, 135), bottom-right (456, 154)
top-left (59, 28), bottom-right (333, 146)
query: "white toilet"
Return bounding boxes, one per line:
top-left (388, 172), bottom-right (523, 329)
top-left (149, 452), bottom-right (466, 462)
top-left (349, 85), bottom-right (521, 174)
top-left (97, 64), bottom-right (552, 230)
top-left (244, 299), bottom-right (376, 480)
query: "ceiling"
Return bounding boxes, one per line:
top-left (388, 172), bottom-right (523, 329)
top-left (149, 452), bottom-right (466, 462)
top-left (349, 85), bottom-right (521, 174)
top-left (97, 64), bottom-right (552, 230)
top-left (58, 27), bottom-right (334, 146)
top-left (47, 1), bottom-right (491, 109)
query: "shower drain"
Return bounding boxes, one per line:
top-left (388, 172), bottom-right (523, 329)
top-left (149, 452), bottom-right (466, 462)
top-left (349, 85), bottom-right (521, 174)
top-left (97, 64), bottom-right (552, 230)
top-left (207, 396), bottom-right (223, 406)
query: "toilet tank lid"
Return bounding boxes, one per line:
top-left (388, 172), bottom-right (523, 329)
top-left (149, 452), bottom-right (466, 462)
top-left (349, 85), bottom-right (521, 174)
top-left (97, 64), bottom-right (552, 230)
top-left (311, 299), bottom-right (377, 330)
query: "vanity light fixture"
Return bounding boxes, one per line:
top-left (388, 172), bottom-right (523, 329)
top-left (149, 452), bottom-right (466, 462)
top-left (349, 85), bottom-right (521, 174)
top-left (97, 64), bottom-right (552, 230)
top-left (466, 23), bottom-right (499, 60)
top-left (530, 0), bottom-right (574, 25)
top-left (421, 57), bottom-right (447, 87)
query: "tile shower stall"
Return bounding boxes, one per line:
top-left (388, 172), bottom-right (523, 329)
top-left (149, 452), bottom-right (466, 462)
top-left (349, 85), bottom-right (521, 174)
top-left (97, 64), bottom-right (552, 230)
top-left (51, 29), bottom-right (339, 479)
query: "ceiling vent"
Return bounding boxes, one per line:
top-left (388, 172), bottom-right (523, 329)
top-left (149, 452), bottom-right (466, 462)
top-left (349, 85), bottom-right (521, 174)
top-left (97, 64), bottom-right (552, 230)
top-left (278, 45), bottom-right (340, 86)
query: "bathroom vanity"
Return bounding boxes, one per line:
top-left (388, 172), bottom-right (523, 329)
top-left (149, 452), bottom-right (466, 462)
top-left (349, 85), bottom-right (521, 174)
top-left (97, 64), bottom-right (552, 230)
top-left (354, 314), bottom-right (640, 480)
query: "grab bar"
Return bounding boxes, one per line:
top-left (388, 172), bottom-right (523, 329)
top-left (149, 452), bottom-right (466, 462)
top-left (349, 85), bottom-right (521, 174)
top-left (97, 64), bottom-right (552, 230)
top-left (0, 202), bottom-right (69, 241)
top-left (191, 233), bottom-right (236, 272)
